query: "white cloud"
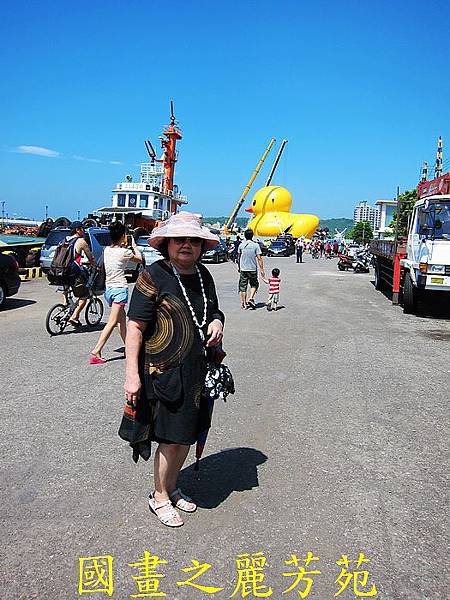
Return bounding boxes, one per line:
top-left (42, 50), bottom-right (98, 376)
top-left (109, 160), bottom-right (123, 165)
top-left (72, 154), bottom-right (104, 163)
top-left (16, 145), bottom-right (60, 158)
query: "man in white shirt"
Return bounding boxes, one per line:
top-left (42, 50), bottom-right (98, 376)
top-left (237, 229), bottom-right (265, 309)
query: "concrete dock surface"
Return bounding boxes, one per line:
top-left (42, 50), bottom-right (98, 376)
top-left (1, 255), bottom-right (449, 599)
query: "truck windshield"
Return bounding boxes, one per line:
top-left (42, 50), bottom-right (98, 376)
top-left (419, 202), bottom-right (450, 239)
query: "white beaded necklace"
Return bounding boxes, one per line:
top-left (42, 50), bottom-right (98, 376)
top-left (170, 262), bottom-right (207, 340)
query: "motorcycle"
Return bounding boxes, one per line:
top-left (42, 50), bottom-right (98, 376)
top-left (352, 250), bottom-right (371, 273)
top-left (337, 252), bottom-right (353, 270)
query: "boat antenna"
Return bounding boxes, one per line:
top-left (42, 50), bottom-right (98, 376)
top-left (421, 161), bottom-right (428, 182)
top-left (265, 139), bottom-right (288, 186)
top-left (145, 140), bottom-right (157, 164)
top-left (170, 100), bottom-right (176, 125)
top-left (435, 136), bottom-right (443, 178)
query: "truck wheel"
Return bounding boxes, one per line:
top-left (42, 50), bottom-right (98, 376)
top-left (402, 274), bottom-right (417, 314)
top-left (374, 264), bottom-right (382, 290)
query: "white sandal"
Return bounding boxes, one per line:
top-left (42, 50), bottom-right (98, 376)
top-left (169, 488), bottom-right (197, 513)
top-left (148, 494), bottom-right (184, 527)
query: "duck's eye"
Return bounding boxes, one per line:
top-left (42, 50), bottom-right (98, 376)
top-left (271, 198), bottom-right (275, 202)
top-left (252, 200), bottom-right (256, 206)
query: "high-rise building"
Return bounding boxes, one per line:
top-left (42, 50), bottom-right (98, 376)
top-left (353, 201), bottom-right (378, 230)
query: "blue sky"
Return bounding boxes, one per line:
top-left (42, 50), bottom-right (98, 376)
top-left (1, 0), bottom-right (449, 221)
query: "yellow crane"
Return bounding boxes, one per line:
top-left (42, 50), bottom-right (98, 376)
top-left (223, 138), bottom-right (276, 235)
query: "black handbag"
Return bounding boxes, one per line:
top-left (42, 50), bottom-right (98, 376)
top-left (204, 362), bottom-right (235, 401)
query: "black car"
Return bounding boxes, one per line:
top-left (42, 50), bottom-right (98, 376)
top-left (256, 240), bottom-right (269, 256)
top-left (0, 252), bottom-right (21, 308)
top-left (201, 239), bottom-right (229, 263)
top-left (267, 238), bottom-right (295, 257)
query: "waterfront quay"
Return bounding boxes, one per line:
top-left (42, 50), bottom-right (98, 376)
top-left (1, 255), bottom-right (448, 599)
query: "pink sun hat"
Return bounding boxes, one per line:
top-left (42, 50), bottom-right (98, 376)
top-left (148, 211), bottom-right (220, 250)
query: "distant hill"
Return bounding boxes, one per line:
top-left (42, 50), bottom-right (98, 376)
top-left (204, 216), bottom-right (353, 232)
top-left (203, 216), bottom-right (249, 227)
top-left (319, 218), bottom-right (353, 232)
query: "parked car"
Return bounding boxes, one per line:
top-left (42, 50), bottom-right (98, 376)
top-left (256, 240), bottom-right (269, 256)
top-left (40, 227), bottom-right (141, 281)
top-left (267, 237), bottom-right (295, 257)
top-left (201, 239), bottom-right (229, 263)
top-left (0, 252), bottom-right (21, 308)
top-left (136, 237), bottom-right (163, 267)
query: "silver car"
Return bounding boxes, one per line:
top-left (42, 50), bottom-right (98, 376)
top-left (136, 237), bottom-right (163, 267)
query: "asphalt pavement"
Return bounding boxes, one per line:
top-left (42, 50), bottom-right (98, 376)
top-left (1, 255), bottom-right (449, 599)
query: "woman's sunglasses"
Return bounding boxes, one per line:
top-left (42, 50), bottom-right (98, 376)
top-left (172, 237), bottom-right (203, 246)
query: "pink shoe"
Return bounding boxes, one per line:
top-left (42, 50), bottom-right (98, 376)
top-left (89, 353), bottom-right (106, 364)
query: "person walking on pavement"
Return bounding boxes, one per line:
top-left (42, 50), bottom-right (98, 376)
top-left (90, 221), bottom-right (143, 364)
top-left (295, 237), bottom-right (304, 263)
top-left (237, 229), bottom-right (265, 309)
top-left (231, 236), bottom-right (241, 263)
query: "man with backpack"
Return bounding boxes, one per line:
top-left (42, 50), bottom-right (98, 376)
top-left (49, 221), bottom-right (97, 327)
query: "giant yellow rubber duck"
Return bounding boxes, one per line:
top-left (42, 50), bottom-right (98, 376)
top-left (245, 185), bottom-right (319, 238)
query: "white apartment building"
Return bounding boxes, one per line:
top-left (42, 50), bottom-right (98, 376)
top-left (374, 199), bottom-right (397, 238)
top-left (353, 201), bottom-right (378, 230)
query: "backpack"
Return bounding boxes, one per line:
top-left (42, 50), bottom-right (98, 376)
top-left (47, 237), bottom-right (77, 285)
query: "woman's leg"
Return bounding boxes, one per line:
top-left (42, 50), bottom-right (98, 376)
top-left (154, 443), bottom-right (190, 500)
top-left (152, 443), bottom-right (190, 525)
top-left (117, 306), bottom-right (127, 345)
top-left (91, 303), bottom-right (122, 356)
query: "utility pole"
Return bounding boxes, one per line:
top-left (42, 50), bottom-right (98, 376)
top-left (45, 205), bottom-right (48, 220)
top-left (77, 210), bottom-right (81, 220)
top-left (1, 201), bottom-right (5, 227)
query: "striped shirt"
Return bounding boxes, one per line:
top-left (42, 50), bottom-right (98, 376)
top-left (268, 277), bottom-right (281, 294)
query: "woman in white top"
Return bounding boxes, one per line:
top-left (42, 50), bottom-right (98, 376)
top-left (90, 221), bottom-right (143, 364)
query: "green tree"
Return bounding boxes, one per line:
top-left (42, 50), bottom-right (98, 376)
top-left (388, 189), bottom-right (417, 237)
top-left (350, 221), bottom-right (373, 244)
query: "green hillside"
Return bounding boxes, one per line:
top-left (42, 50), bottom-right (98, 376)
top-left (203, 216), bottom-right (249, 227)
top-left (204, 216), bottom-right (353, 232)
top-left (318, 218), bottom-right (353, 232)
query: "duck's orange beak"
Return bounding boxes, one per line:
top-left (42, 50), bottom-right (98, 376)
top-left (245, 206), bottom-right (254, 213)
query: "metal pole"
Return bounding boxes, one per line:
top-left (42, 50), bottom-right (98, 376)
top-left (45, 205), bottom-right (48, 220)
top-left (265, 139), bottom-right (288, 186)
top-left (77, 210), bottom-right (81, 220)
top-left (1, 201), bottom-right (5, 227)
top-left (392, 185), bottom-right (401, 305)
top-left (224, 138), bottom-right (276, 233)
top-left (435, 136), bottom-right (443, 178)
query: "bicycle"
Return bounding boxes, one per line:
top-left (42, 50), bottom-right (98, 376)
top-left (45, 267), bottom-right (104, 336)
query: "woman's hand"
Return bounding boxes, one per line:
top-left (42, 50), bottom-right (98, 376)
top-left (124, 372), bottom-right (141, 406)
top-left (206, 319), bottom-right (223, 347)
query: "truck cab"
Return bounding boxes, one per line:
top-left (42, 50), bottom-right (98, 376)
top-left (403, 195), bottom-right (450, 293)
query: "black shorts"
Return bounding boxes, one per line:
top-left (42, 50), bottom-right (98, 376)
top-left (239, 271), bottom-right (259, 292)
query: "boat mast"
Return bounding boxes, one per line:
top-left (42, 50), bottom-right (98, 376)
top-left (162, 101), bottom-right (182, 213)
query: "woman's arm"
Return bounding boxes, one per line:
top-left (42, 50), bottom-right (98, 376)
top-left (128, 236), bottom-right (143, 264)
top-left (204, 267), bottom-right (224, 347)
top-left (124, 319), bottom-right (147, 404)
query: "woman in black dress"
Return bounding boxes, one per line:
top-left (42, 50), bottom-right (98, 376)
top-left (120, 212), bottom-right (224, 527)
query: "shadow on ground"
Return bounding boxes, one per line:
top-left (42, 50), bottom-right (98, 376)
top-left (178, 447), bottom-right (268, 509)
top-left (1, 298), bottom-right (36, 311)
top-left (48, 323), bottom-right (105, 337)
top-left (370, 280), bottom-right (450, 319)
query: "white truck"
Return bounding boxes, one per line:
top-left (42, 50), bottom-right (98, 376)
top-left (370, 172), bottom-right (450, 314)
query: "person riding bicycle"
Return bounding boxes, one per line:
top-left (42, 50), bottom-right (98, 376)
top-left (65, 221), bottom-right (97, 327)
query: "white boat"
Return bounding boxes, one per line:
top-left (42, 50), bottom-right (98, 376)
top-left (96, 103), bottom-right (187, 233)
